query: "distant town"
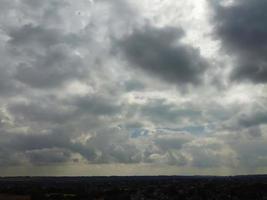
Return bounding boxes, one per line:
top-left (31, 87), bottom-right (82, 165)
top-left (0, 175), bottom-right (266, 200)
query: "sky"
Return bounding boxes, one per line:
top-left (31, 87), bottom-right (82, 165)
top-left (0, 0), bottom-right (267, 176)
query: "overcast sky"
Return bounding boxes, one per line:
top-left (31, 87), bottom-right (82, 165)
top-left (0, 0), bottom-right (267, 176)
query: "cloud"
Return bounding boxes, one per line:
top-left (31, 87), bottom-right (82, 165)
top-left (25, 148), bottom-right (72, 165)
top-left (72, 95), bottom-right (122, 116)
top-left (139, 99), bottom-right (202, 125)
top-left (0, 130), bottom-right (97, 164)
top-left (0, 0), bottom-right (267, 175)
top-left (116, 25), bottom-right (208, 86)
top-left (232, 139), bottom-right (267, 170)
top-left (124, 79), bottom-right (145, 92)
top-left (154, 133), bottom-right (193, 151)
top-left (7, 24), bottom-right (87, 88)
top-left (7, 24), bottom-right (62, 48)
top-left (219, 129), bottom-right (267, 172)
top-left (209, 0), bottom-right (267, 83)
top-left (83, 127), bottom-right (142, 164)
top-left (221, 102), bottom-right (267, 137)
top-left (8, 98), bottom-right (75, 124)
top-left (0, 149), bottom-right (22, 167)
top-left (10, 132), bottom-right (70, 152)
top-left (237, 111), bottom-right (267, 129)
top-left (182, 138), bottom-right (235, 168)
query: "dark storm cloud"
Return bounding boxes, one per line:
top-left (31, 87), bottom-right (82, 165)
top-left (210, 0), bottom-right (267, 83)
top-left (116, 25), bottom-right (208, 85)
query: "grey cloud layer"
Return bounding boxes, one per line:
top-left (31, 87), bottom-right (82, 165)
top-left (210, 0), bottom-right (267, 83)
top-left (0, 0), bottom-right (266, 174)
top-left (8, 24), bottom-right (88, 88)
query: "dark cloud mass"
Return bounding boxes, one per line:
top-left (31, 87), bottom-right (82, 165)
top-left (117, 26), bottom-right (208, 85)
top-left (210, 0), bottom-right (267, 83)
